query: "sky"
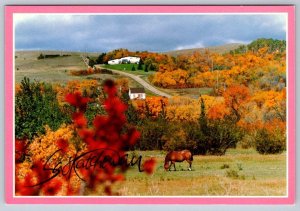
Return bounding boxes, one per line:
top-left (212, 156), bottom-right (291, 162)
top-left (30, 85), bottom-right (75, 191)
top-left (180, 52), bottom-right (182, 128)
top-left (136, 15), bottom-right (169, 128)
top-left (14, 14), bottom-right (287, 52)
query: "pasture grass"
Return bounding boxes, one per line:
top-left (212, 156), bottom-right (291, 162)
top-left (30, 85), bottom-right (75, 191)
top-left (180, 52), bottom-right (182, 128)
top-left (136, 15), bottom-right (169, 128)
top-left (99, 148), bottom-right (286, 196)
top-left (102, 64), bottom-right (153, 76)
top-left (157, 87), bottom-right (213, 98)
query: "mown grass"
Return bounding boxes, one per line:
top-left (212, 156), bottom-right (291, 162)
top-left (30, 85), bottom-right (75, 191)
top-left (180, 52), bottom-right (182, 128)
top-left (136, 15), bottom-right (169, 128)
top-left (102, 64), bottom-right (154, 76)
top-left (99, 148), bottom-right (286, 196)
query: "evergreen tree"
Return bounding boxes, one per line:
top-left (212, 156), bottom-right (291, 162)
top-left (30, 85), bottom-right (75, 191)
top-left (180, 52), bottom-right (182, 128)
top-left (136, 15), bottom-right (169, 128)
top-left (199, 97), bottom-right (208, 133)
top-left (137, 61), bottom-right (143, 70)
top-left (144, 64), bottom-right (149, 72)
top-left (96, 53), bottom-right (106, 64)
top-left (88, 59), bottom-right (96, 67)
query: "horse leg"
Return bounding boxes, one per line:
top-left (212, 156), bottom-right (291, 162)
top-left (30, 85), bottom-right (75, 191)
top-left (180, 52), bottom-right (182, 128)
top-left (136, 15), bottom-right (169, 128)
top-left (170, 161), bottom-right (176, 171)
top-left (168, 163), bottom-right (171, 171)
top-left (187, 160), bottom-right (192, 171)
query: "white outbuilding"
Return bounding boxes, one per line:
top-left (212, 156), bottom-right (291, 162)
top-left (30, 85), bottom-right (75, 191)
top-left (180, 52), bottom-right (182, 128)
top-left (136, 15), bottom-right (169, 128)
top-left (129, 88), bottom-right (146, 100)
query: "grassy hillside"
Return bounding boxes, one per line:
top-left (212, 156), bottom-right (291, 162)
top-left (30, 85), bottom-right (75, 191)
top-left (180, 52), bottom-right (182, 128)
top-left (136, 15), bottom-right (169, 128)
top-left (165, 43), bottom-right (243, 57)
top-left (15, 51), bottom-right (142, 89)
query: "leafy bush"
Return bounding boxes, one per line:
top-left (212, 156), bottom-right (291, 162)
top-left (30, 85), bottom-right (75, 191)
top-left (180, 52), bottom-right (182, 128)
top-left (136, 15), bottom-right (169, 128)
top-left (37, 53), bottom-right (45, 60)
top-left (136, 118), bottom-right (167, 150)
top-left (70, 68), bottom-right (106, 76)
top-left (255, 127), bottom-right (286, 154)
top-left (15, 77), bottom-right (70, 140)
top-left (220, 164), bottom-right (230, 169)
top-left (162, 125), bottom-right (197, 151)
top-left (225, 169), bottom-right (245, 180)
top-left (225, 169), bottom-right (239, 179)
top-left (197, 98), bottom-right (243, 155)
top-left (203, 119), bottom-right (243, 155)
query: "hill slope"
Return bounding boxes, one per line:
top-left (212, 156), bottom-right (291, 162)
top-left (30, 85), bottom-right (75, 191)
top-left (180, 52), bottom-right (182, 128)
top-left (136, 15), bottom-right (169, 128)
top-left (165, 43), bottom-right (243, 56)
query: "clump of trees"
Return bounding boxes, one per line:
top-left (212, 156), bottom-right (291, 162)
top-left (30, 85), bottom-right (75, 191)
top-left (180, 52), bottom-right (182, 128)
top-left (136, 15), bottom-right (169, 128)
top-left (15, 77), bottom-right (70, 139)
top-left (37, 53), bottom-right (71, 60)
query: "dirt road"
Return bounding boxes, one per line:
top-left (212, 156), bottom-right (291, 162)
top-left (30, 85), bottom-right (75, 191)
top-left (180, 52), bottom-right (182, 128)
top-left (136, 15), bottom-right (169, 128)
top-left (94, 65), bottom-right (172, 98)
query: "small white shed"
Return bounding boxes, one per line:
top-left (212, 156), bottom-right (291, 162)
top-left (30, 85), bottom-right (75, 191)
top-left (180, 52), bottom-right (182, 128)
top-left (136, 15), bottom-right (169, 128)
top-left (129, 88), bottom-right (146, 100)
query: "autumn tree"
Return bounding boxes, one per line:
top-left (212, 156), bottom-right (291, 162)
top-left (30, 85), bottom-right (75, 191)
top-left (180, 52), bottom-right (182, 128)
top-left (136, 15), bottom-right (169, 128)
top-left (197, 97), bottom-right (243, 155)
top-left (223, 85), bottom-right (250, 122)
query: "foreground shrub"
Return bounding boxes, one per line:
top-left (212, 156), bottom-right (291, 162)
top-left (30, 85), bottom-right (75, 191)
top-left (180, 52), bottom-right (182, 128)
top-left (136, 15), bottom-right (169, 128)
top-left (202, 119), bottom-right (243, 155)
top-left (70, 67), bottom-right (112, 76)
top-left (28, 124), bottom-right (79, 163)
top-left (255, 127), bottom-right (286, 154)
top-left (198, 97), bottom-right (243, 155)
top-left (162, 125), bottom-right (197, 151)
top-left (137, 118), bottom-right (167, 150)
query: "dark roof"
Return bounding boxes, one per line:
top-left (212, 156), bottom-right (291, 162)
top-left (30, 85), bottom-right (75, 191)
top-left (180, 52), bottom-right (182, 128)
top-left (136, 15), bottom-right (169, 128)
top-left (130, 88), bottom-right (145, 94)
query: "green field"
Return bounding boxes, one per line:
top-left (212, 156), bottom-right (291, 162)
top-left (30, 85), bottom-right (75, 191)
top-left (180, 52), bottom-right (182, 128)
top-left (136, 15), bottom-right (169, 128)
top-left (103, 64), bottom-right (154, 76)
top-left (103, 148), bottom-right (286, 196)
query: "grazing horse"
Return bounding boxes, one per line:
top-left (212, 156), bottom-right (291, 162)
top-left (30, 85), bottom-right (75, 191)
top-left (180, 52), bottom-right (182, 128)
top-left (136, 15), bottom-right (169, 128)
top-left (164, 150), bottom-right (193, 171)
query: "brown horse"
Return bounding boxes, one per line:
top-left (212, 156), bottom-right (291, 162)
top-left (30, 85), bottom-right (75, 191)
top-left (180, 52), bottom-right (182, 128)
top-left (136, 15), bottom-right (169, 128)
top-left (164, 150), bottom-right (193, 171)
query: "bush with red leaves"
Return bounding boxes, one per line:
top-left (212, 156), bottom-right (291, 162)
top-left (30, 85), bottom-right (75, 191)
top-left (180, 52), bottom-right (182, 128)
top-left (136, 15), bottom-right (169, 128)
top-left (15, 139), bottom-right (29, 163)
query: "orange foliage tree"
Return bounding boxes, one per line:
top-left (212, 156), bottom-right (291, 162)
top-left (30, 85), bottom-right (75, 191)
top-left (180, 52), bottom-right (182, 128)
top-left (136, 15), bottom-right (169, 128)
top-left (223, 85), bottom-right (250, 122)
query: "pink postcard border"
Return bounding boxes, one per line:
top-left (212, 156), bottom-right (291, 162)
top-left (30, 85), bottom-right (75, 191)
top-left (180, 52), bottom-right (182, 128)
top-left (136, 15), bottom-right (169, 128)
top-left (5, 5), bottom-right (295, 204)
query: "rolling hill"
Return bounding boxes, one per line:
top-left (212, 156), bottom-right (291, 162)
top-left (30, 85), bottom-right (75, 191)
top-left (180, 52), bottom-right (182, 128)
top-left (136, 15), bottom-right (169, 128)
top-left (164, 43), bottom-right (243, 56)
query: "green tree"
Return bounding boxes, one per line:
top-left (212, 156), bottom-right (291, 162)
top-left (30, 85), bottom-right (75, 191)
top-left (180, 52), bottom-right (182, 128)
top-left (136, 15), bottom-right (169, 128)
top-left (96, 53), bottom-right (107, 64)
top-left (37, 53), bottom-right (45, 60)
top-left (197, 97), bottom-right (243, 155)
top-left (15, 77), bottom-right (70, 140)
top-left (144, 64), bottom-right (149, 72)
top-left (137, 60), bottom-right (143, 70)
top-left (131, 65), bottom-right (136, 71)
top-left (88, 59), bottom-right (96, 67)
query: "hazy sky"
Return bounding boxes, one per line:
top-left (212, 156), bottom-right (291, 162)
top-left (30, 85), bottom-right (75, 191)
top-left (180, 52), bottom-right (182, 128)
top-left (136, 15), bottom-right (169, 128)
top-left (14, 14), bottom-right (287, 52)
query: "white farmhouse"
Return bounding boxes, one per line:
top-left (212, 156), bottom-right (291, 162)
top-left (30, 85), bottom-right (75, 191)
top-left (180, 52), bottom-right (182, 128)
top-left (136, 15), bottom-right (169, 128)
top-left (108, 59), bottom-right (121, 65)
top-left (108, 56), bottom-right (140, 65)
top-left (129, 88), bottom-right (146, 100)
top-left (122, 57), bottom-right (140, 64)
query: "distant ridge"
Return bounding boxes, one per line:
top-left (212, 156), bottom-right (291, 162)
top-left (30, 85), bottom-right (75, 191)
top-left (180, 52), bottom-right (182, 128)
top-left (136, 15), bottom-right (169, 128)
top-left (164, 43), bottom-right (243, 56)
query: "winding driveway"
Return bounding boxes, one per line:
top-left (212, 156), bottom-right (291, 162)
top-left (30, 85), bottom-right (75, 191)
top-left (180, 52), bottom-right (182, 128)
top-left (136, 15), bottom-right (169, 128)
top-left (94, 65), bottom-right (172, 98)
